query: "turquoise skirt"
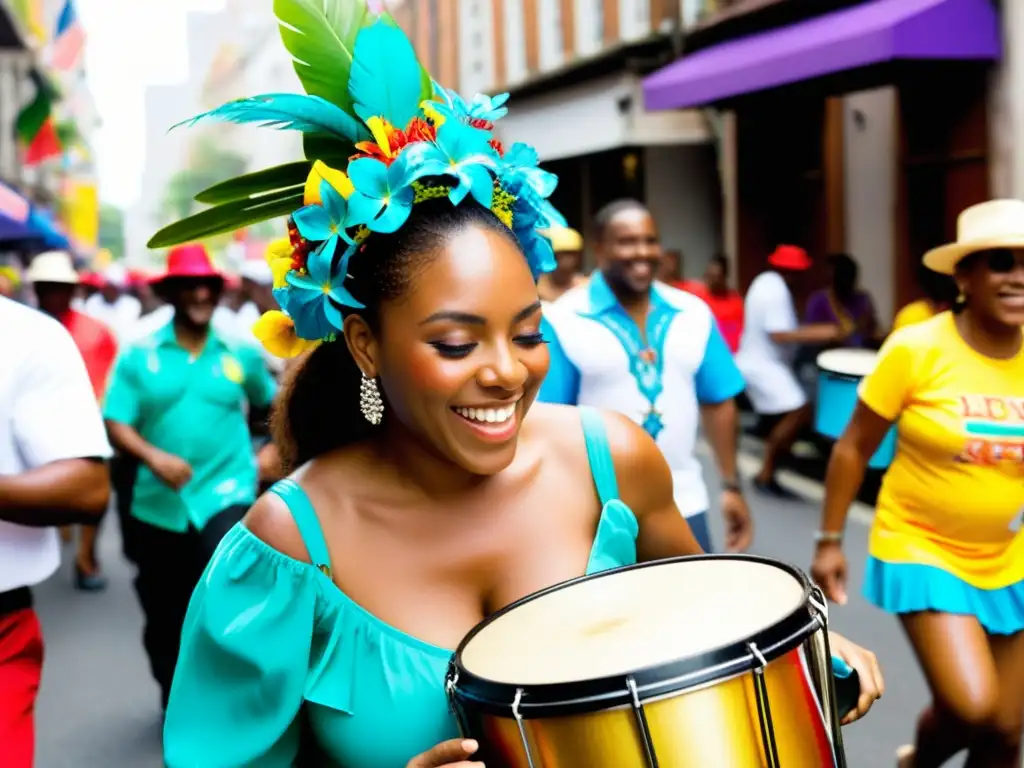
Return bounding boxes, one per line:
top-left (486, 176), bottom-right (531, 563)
top-left (863, 556), bottom-right (1024, 635)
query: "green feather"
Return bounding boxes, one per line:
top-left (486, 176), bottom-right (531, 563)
top-left (303, 133), bottom-right (354, 164)
top-left (273, 0), bottom-right (381, 114)
top-left (148, 190), bottom-right (305, 249)
top-left (194, 162), bottom-right (311, 204)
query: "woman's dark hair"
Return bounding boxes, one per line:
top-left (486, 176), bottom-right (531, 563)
top-left (918, 263), bottom-right (960, 311)
top-left (272, 197), bottom-right (517, 469)
top-left (827, 253), bottom-right (858, 300)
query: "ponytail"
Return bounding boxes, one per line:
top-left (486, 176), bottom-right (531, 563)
top-left (271, 339), bottom-right (371, 470)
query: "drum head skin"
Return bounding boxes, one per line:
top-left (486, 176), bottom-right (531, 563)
top-left (460, 557), bottom-right (806, 686)
top-left (816, 348), bottom-right (878, 377)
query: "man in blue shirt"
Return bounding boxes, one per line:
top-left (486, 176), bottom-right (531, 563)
top-left (104, 244), bottom-right (277, 708)
top-left (540, 200), bottom-right (751, 553)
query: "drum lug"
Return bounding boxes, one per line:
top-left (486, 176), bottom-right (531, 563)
top-left (512, 688), bottom-right (538, 768)
top-left (626, 676), bottom-right (660, 768)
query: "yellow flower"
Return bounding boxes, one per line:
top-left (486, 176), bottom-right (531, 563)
top-left (263, 238), bottom-right (294, 289)
top-left (265, 237), bottom-right (291, 266)
top-left (365, 116), bottom-right (396, 158)
top-left (303, 160), bottom-right (355, 205)
top-left (420, 101), bottom-right (446, 127)
top-left (252, 311), bottom-right (319, 359)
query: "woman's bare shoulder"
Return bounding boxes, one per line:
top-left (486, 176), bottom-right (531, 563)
top-left (243, 451), bottom-right (362, 564)
top-left (242, 489), bottom-right (312, 563)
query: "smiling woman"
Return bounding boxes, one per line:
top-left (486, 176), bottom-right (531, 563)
top-left (272, 196), bottom-right (547, 473)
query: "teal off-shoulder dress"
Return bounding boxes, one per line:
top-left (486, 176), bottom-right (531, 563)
top-left (163, 407), bottom-right (641, 767)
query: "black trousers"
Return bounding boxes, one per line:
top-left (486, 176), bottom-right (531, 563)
top-left (111, 454), bottom-right (140, 564)
top-left (130, 504), bottom-right (247, 708)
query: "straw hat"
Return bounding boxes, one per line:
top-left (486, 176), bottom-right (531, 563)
top-left (25, 250), bottom-right (79, 285)
top-left (924, 200), bottom-right (1024, 275)
top-left (542, 226), bottom-right (584, 253)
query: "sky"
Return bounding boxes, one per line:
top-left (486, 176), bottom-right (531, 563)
top-left (78, 0), bottom-right (226, 209)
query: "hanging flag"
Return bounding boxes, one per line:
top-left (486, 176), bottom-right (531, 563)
top-left (49, 0), bottom-right (85, 71)
top-left (0, 182), bottom-right (30, 223)
top-left (15, 72), bottom-right (62, 166)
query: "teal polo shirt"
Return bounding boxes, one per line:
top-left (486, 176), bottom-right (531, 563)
top-left (103, 321), bottom-right (277, 533)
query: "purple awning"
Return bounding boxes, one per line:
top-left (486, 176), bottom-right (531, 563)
top-left (643, 0), bottom-right (1001, 111)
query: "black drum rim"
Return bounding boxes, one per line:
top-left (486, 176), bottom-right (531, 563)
top-left (817, 366), bottom-right (866, 383)
top-left (449, 554), bottom-right (819, 719)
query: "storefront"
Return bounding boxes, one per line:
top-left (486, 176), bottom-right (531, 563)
top-left (642, 0), bottom-right (1000, 320)
top-left (497, 71), bottom-right (722, 275)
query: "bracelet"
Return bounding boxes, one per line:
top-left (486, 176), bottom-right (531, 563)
top-left (814, 530), bottom-right (844, 544)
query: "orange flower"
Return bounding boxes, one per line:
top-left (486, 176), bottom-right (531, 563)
top-left (353, 117), bottom-right (439, 165)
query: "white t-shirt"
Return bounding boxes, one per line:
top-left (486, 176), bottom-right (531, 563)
top-left (0, 297), bottom-right (113, 592)
top-left (546, 279), bottom-right (745, 517)
top-left (83, 292), bottom-right (142, 342)
top-left (734, 271), bottom-right (807, 415)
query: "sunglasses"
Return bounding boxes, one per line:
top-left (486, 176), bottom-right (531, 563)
top-left (969, 249), bottom-right (1024, 274)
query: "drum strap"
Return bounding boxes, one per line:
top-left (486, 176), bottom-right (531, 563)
top-left (580, 406), bottom-right (619, 506)
top-left (268, 479), bottom-right (333, 577)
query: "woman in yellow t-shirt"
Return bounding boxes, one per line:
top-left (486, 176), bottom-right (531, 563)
top-left (812, 199), bottom-right (1024, 768)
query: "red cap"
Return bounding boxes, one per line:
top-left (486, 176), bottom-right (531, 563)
top-left (767, 244), bottom-right (812, 272)
top-left (152, 243), bottom-right (221, 283)
top-left (80, 271), bottom-right (104, 289)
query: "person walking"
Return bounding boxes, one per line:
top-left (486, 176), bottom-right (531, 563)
top-left (542, 200), bottom-right (753, 554)
top-left (0, 295), bottom-right (111, 768)
top-left (102, 243), bottom-right (277, 709)
top-left (813, 200), bottom-right (1024, 767)
top-left (26, 251), bottom-right (118, 591)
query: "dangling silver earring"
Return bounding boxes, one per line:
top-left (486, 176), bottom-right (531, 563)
top-left (360, 374), bottom-right (384, 425)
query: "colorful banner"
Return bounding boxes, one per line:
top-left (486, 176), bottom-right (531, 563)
top-left (63, 179), bottom-right (98, 252)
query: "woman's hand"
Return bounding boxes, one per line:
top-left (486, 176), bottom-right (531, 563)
top-left (811, 542), bottom-right (848, 605)
top-left (407, 738), bottom-right (483, 768)
top-left (828, 632), bottom-right (884, 725)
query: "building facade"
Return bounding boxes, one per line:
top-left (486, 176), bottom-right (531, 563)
top-left (391, 0), bottom-right (724, 277)
top-left (643, 0), bottom-right (1005, 324)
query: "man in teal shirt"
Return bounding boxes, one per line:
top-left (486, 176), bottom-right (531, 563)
top-left (104, 244), bottom-right (277, 709)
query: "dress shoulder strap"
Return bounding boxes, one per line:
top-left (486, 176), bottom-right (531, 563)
top-left (579, 406), bottom-right (620, 506)
top-left (268, 478), bottom-right (332, 575)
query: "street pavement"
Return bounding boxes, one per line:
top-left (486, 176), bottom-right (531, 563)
top-left (32, 449), bottom-right (964, 768)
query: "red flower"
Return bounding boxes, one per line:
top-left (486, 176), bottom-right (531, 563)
top-left (489, 138), bottom-right (505, 156)
top-left (353, 117), bottom-right (439, 165)
top-left (470, 118), bottom-right (494, 131)
top-left (291, 240), bottom-right (311, 273)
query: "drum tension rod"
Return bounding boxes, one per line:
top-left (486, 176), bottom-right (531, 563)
top-left (748, 642), bottom-right (782, 768)
top-left (627, 676), bottom-right (660, 768)
top-left (512, 688), bottom-right (538, 768)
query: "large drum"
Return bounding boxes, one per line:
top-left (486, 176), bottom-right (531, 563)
top-left (446, 556), bottom-right (849, 767)
top-left (815, 349), bottom-right (897, 470)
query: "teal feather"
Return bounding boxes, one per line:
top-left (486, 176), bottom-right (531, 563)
top-left (348, 21), bottom-right (425, 128)
top-left (173, 93), bottom-right (369, 142)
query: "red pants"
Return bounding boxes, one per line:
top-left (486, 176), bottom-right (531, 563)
top-left (0, 608), bottom-right (44, 768)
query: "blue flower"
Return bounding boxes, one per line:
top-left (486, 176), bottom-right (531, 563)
top-left (433, 84), bottom-right (509, 123)
top-left (345, 157), bottom-right (417, 234)
top-left (279, 242), bottom-right (363, 340)
top-left (292, 180), bottom-right (352, 258)
top-left (499, 142), bottom-right (558, 203)
top-left (397, 120), bottom-right (498, 207)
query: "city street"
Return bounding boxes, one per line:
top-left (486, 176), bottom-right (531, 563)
top-left (33, 449), bottom-right (951, 768)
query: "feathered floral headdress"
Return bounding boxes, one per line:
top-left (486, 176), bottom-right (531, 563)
top-left (149, 0), bottom-right (565, 359)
